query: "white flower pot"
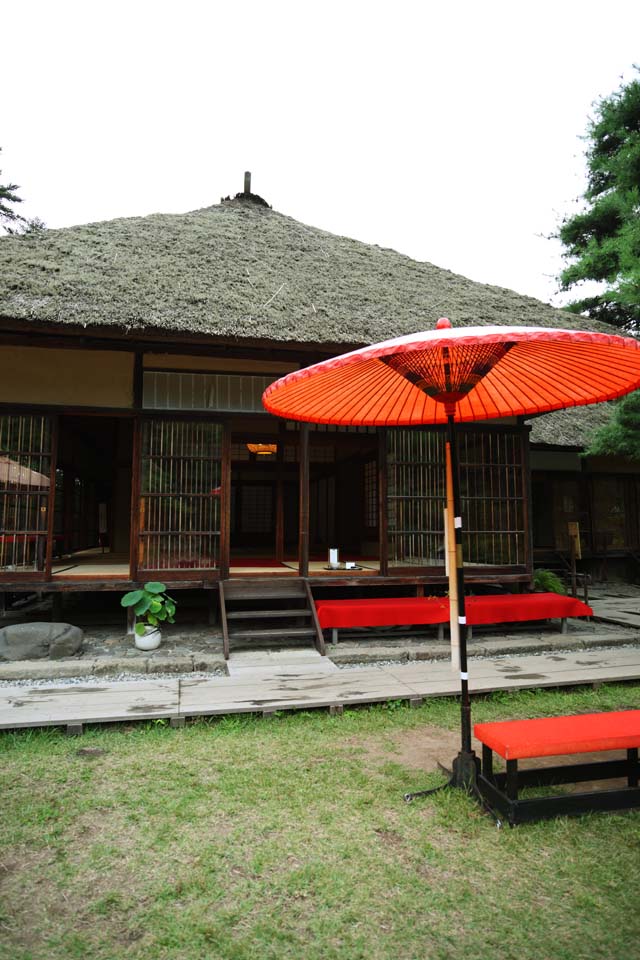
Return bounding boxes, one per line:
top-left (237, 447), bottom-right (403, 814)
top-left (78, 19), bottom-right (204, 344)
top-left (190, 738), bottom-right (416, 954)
top-left (135, 625), bottom-right (162, 650)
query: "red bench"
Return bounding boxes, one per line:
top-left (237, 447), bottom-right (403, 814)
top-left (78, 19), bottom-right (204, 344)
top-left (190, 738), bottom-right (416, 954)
top-left (314, 592), bottom-right (592, 644)
top-left (474, 710), bottom-right (640, 824)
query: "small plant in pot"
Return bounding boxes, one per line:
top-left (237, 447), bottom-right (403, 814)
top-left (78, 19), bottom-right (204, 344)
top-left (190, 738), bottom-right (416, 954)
top-left (532, 568), bottom-right (566, 595)
top-left (120, 582), bottom-right (177, 650)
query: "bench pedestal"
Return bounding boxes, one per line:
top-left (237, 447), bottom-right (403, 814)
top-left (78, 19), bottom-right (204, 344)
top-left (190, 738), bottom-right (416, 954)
top-left (477, 745), bottom-right (640, 825)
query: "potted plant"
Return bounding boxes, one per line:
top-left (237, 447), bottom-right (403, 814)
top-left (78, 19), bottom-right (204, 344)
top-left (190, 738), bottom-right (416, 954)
top-left (120, 582), bottom-right (177, 650)
top-left (532, 568), bottom-right (566, 595)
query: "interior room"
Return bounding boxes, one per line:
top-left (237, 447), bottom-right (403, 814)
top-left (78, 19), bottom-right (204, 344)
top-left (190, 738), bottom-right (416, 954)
top-left (52, 415), bottom-right (133, 578)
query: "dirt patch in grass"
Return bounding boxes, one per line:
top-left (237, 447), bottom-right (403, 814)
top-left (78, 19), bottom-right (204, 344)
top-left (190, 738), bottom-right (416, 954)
top-left (346, 723), bottom-right (632, 792)
top-left (342, 722), bottom-right (462, 772)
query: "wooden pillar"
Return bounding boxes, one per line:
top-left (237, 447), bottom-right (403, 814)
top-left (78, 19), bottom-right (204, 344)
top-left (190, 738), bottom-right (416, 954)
top-left (129, 356), bottom-right (143, 580)
top-left (129, 417), bottom-right (142, 581)
top-left (63, 467), bottom-right (74, 554)
top-left (520, 422), bottom-right (534, 582)
top-left (219, 421), bottom-right (231, 579)
top-left (44, 416), bottom-right (59, 580)
top-left (298, 423), bottom-right (310, 577)
top-left (275, 423), bottom-right (285, 562)
top-left (133, 352), bottom-right (144, 409)
top-left (378, 428), bottom-right (389, 577)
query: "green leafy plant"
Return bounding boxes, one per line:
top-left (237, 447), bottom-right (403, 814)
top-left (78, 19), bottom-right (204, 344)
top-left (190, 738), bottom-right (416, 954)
top-left (120, 582), bottom-right (177, 636)
top-left (532, 568), bottom-right (566, 595)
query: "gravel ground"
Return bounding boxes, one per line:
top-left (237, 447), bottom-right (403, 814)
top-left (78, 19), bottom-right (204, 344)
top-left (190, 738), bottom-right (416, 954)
top-left (0, 670), bottom-right (227, 688)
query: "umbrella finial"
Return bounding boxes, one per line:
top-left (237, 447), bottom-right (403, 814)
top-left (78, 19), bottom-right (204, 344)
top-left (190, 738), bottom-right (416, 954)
top-left (436, 317), bottom-right (452, 329)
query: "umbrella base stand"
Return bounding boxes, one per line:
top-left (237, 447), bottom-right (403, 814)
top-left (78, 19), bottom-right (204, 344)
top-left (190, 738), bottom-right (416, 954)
top-left (404, 751), bottom-right (504, 825)
top-left (451, 750), bottom-right (481, 789)
top-left (404, 751), bottom-right (480, 802)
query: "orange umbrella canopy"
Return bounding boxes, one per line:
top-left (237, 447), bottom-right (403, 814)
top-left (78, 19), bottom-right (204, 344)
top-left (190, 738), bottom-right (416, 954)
top-left (263, 321), bottom-right (640, 425)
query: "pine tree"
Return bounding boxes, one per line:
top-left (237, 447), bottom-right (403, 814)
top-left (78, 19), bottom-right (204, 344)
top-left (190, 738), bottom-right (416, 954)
top-left (0, 147), bottom-right (25, 229)
top-left (586, 391), bottom-right (640, 460)
top-left (558, 72), bottom-right (640, 331)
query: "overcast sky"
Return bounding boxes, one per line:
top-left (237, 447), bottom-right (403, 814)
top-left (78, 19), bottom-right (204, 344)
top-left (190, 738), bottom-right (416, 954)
top-left (2, 1), bottom-right (639, 306)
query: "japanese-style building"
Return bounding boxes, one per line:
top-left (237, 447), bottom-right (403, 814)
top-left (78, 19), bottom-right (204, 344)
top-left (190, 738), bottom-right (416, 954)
top-left (0, 181), bottom-right (638, 622)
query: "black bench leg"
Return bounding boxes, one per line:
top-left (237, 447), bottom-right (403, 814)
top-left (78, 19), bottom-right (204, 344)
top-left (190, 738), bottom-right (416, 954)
top-left (628, 748), bottom-right (639, 788)
top-left (482, 744), bottom-right (494, 783)
top-left (506, 759), bottom-right (519, 801)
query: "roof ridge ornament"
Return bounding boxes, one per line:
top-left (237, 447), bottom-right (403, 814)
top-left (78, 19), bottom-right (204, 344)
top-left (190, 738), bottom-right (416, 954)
top-left (220, 172), bottom-right (272, 208)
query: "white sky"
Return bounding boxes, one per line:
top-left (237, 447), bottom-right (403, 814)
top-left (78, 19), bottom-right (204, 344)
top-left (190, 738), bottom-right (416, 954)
top-left (2, 0), bottom-right (639, 305)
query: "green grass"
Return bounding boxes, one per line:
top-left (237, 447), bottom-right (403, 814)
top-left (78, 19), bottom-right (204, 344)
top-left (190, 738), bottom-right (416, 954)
top-left (2, 684), bottom-right (640, 960)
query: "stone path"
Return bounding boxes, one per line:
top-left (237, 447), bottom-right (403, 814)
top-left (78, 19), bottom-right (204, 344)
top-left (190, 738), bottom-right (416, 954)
top-left (1, 645), bottom-right (639, 733)
top-left (589, 593), bottom-right (640, 630)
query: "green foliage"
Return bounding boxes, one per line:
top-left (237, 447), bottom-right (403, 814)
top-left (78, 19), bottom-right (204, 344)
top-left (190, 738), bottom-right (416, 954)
top-left (586, 388), bottom-right (640, 459)
top-left (120, 582), bottom-right (177, 636)
top-left (532, 568), bottom-right (566, 595)
top-left (0, 147), bottom-right (24, 229)
top-left (0, 147), bottom-right (45, 236)
top-left (558, 71), bottom-right (640, 330)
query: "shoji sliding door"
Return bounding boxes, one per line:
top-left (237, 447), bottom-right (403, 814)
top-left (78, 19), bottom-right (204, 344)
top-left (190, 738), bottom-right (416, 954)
top-left (386, 427), bottom-right (528, 571)
top-left (137, 419), bottom-right (223, 573)
top-left (0, 414), bottom-right (55, 576)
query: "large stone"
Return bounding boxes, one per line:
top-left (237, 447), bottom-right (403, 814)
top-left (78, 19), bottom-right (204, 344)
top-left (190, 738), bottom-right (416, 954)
top-left (0, 622), bottom-right (84, 661)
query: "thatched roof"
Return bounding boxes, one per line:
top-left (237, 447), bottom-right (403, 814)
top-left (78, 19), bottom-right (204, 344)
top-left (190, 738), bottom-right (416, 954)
top-left (0, 195), bottom-right (612, 346)
top-left (527, 402), bottom-right (613, 447)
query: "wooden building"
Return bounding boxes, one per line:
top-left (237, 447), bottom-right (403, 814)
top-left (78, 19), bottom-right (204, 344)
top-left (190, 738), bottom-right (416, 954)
top-left (529, 407), bottom-right (640, 581)
top-left (0, 184), bottom-right (636, 616)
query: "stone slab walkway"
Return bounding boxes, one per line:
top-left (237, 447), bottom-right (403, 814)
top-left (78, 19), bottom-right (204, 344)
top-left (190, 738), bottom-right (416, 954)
top-left (1, 645), bottom-right (639, 732)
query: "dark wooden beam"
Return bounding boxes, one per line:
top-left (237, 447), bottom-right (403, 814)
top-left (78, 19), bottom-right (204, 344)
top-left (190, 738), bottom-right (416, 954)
top-left (521, 424), bottom-right (534, 578)
top-left (0, 403), bottom-right (137, 417)
top-left (133, 352), bottom-right (144, 408)
top-left (0, 317), bottom-right (362, 360)
top-left (44, 415), bottom-right (59, 580)
top-left (298, 423), bottom-right (310, 577)
top-left (219, 422), bottom-right (231, 579)
top-left (378, 428), bottom-right (389, 577)
top-left (129, 417), bottom-right (142, 580)
top-left (275, 423), bottom-right (285, 562)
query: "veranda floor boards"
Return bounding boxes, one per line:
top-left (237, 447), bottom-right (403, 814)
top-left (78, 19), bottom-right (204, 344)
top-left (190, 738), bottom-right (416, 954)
top-left (1, 647), bottom-right (639, 731)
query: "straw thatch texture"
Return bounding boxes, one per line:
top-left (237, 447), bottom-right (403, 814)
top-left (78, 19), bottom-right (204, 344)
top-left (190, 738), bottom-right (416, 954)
top-left (527, 403), bottom-right (613, 447)
top-left (0, 197), bottom-right (610, 345)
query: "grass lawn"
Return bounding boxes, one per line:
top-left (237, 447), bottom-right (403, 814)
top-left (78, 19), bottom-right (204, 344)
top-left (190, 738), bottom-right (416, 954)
top-left (2, 683), bottom-right (640, 960)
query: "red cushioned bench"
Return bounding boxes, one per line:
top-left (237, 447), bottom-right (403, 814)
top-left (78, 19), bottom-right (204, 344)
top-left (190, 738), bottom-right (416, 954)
top-left (474, 710), bottom-right (640, 824)
top-left (314, 593), bottom-right (592, 644)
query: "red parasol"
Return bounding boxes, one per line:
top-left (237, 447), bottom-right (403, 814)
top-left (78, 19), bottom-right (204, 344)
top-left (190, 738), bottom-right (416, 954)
top-left (263, 320), bottom-right (640, 791)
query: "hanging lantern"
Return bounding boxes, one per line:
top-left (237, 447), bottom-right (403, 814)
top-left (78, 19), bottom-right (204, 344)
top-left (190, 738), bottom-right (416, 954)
top-left (246, 442), bottom-right (277, 456)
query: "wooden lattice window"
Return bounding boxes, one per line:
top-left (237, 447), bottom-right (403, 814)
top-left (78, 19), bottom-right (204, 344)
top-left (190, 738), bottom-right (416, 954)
top-left (363, 460), bottom-right (378, 529)
top-left (387, 430), bottom-right (446, 566)
top-left (387, 428), bottom-right (526, 568)
top-left (0, 415), bottom-right (53, 573)
top-left (138, 419), bottom-right (222, 571)
top-left (143, 372), bottom-right (275, 412)
top-left (458, 431), bottom-right (526, 566)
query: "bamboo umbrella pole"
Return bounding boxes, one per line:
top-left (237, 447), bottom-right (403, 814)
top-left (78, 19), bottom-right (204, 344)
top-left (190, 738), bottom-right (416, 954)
top-left (446, 412), bottom-right (474, 769)
top-left (444, 447), bottom-right (460, 672)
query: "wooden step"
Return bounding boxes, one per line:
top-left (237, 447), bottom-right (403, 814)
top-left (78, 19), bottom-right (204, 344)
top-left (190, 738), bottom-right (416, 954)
top-left (228, 627), bottom-right (318, 640)
top-left (222, 579), bottom-right (306, 600)
top-left (226, 608), bottom-right (312, 620)
top-left (218, 579), bottom-right (326, 660)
